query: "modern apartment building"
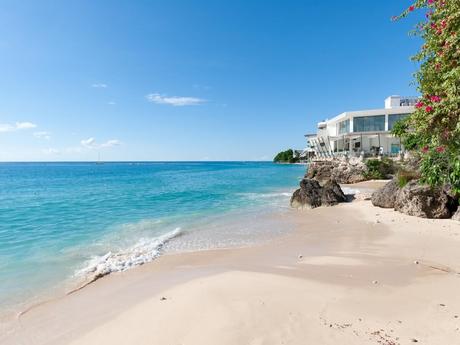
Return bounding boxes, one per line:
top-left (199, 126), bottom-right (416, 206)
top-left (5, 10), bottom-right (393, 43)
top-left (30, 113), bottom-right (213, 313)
top-left (304, 95), bottom-right (418, 158)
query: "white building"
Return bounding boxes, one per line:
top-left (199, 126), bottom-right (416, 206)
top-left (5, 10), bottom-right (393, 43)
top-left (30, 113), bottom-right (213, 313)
top-left (304, 95), bottom-right (418, 159)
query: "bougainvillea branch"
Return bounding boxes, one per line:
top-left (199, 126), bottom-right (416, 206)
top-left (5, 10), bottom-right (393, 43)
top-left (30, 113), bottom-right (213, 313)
top-left (394, 0), bottom-right (460, 193)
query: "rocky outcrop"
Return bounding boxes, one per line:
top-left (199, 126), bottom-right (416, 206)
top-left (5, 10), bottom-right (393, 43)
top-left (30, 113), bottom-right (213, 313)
top-left (306, 160), bottom-right (334, 182)
top-left (306, 157), bottom-right (368, 184)
top-left (371, 179), bottom-right (399, 208)
top-left (321, 179), bottom-right (347, 205)
top-left (394, 181), bottom-right (455, 219)
top-left (331, 158), bottom-right (368, 184)
top-left (290, 178), bottom-right (347, 209)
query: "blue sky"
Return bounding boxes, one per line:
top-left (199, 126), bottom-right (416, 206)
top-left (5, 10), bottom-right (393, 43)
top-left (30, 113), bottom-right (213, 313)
top-left (0, 0), bottom-right (421, 161)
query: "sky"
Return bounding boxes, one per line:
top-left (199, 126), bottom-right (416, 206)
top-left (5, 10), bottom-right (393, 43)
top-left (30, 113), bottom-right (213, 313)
top-left (0, 0), bottom-right (422, 161)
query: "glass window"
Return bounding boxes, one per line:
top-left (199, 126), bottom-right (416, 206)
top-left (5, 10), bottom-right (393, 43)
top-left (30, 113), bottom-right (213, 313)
top-left (338, 119), bottom-right (350, 134)
top-left (353, 115), bottom-right (385, 132)
top-left (388, 114), bottom-right (410, 130)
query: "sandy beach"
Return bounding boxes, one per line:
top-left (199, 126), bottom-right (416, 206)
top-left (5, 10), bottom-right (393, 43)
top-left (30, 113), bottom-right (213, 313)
top-left (3, 181), bottom-right (460, 345)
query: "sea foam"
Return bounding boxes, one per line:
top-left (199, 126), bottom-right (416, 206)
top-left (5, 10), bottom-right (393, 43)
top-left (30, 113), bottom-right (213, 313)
top-left (75, 227), bottom-right (183, 281)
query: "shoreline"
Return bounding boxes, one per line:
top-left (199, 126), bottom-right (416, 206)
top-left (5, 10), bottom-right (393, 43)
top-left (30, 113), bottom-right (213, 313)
top-left (0, 186), bottom-right (300, 321)
top-left (3, 180), bottom-right (460, 344)
top-left (1, 180), bottom-right (377, 321)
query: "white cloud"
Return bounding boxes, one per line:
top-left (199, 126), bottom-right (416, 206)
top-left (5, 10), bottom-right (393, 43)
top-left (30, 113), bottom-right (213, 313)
top-left (91, 83), bottom-right (107, 88)
top-left (108, 101), bottom-right (116, 105)
top-left (0, 121), bottom-right (37, 132)
top-left (80, 137), bottom-right (121, 149)
top-left (146, 93), bottom-right (206, 106)
top-left (100, 139), bottom-right (121, 148)
top-left (16, 122), bottom-right (37, 129)
top-left (42, 148), bottom-right (60, 155)
top-left (34, 131), bottom-right (51, 140)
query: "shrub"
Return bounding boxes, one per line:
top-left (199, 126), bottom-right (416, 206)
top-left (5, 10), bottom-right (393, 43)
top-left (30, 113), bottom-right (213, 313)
top-left (364, 158), bottom-right (395, 180)
top-left (397, 168), bottom-right (420, 188)
top-left (394, 1), bottom-right (460, 194)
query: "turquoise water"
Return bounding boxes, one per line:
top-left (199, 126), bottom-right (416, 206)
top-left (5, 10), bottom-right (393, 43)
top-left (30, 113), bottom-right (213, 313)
top-left (0, 162), bottom-right (305, 311)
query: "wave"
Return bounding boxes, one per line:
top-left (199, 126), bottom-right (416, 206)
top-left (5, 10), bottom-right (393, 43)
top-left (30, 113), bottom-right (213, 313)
top-left (75, 227), bottom-right (183, 282)
top-left (341, 187), bottom-right (360, 195)
top-left (239, 192), bottom-right (292, 200)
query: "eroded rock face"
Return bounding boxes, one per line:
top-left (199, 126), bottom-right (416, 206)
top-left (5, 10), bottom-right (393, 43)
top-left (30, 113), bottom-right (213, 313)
top-left (372, 179), bottom-right (399, 208)
top-left (290, 178), bottom-right (347, 209)
top-left (321, 179), bottom-right (347, 206)
top-left (306, 158), bottom-right (368, 184)
top-left (331, 158), bottom-right (368, 184)
top-left (394, 181), bottom-right (455, 219)
top-left (306, 160), bottom-right (334, 182)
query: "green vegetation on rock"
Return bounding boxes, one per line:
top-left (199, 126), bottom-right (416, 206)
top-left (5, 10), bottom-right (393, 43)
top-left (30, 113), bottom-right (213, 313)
top-left (364, 158), bottom-right (396, 180)
top-left (273, 149), bottom-right (299, 163)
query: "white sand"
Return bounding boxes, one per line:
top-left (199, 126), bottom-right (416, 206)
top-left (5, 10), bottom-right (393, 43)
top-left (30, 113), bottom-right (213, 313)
top-left (3, 198), bottom-right (460, 345)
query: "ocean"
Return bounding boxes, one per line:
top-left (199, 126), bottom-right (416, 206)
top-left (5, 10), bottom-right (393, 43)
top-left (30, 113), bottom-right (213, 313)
top-left (0, 161), bottom-right (305, 313)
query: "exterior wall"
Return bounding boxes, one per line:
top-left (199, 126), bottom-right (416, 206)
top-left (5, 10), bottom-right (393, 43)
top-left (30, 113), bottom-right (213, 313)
top-left (306, 96), bottom-right (417, 158)
top-left (326, 107), bottom-right (414, 135)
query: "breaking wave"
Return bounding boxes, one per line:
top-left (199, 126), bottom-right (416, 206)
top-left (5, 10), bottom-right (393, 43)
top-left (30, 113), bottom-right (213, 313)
top-left (75, 227), bottom-right (183, 282)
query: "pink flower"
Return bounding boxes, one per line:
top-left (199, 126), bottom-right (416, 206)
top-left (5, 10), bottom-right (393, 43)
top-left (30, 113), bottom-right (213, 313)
top-left (430, 95), bottom-right (441, 102)
top-left (428, 0), bottom-right (434, 4)
top-left (425, 106), bottom-right (433, 113)
top-left (436, 146), bottom-right (445, 153)
top-left (415, 101), bottom-right (424, 109)
top-left (409, 5), bottom-right (415, 11)
top-left (422, 146), bottom-right (429, 153)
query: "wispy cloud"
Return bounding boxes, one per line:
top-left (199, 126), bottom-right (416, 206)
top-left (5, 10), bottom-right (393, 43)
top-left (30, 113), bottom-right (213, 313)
top-left (0, 122), bottom-right (37, 133)
top-left (42, 148), bottom-right (60, 155)
top-left (108, 101), bottom-right (116, 105)
top-left (146, 93), bottom-right (206, 106)
top-left (91, 83), bottom-right (108, 88)
top-left (34, 131), bottom-right (51, 140)
top-left (80, 137), bottom-right (121, 149)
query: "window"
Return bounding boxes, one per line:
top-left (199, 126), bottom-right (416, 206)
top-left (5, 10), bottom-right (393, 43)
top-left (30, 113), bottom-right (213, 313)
top-left (353, 115), bottom-right (385, 132)
top-left (338, 119), bottom-right (350, 134)
top-left (388, 114), bottom-right (410, 130)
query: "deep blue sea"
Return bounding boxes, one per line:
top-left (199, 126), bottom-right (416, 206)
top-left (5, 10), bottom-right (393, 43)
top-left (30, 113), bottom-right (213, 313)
top-left (0, 162), bottom-right (305, 312)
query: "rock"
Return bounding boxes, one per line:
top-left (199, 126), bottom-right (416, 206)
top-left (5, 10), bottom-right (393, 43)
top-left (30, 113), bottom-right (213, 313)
top-left (371, 179), bottom-right (400, 208)
top-left (298, 254), bottom-right (303, 259)
top-left (306, 160), bottom-right (335, 182)
top-left (321, 180), bottom-right (347, 206)
top-left (290, 178), bottom-right (347, 209)
top-left (372, 280), bottom-right (378, 284)
top-left (331, 157), bottom-right (368, 184)
top-left (452, 208), bottom-right (460, 221)
top-left (306, 157), bottom-right (368, 184)
top-left (414, 260), bottom-right (419, 265)
top-left (291, 179), bottom-right (323, 209)
top-left (394, 181), bottom-right (456, 219)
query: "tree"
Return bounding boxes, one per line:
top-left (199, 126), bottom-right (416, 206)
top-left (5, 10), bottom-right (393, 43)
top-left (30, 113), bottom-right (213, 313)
top-left (395, 0), bottom-right (460, 193)
top-left (273, 149), bottom-right (299, 163)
